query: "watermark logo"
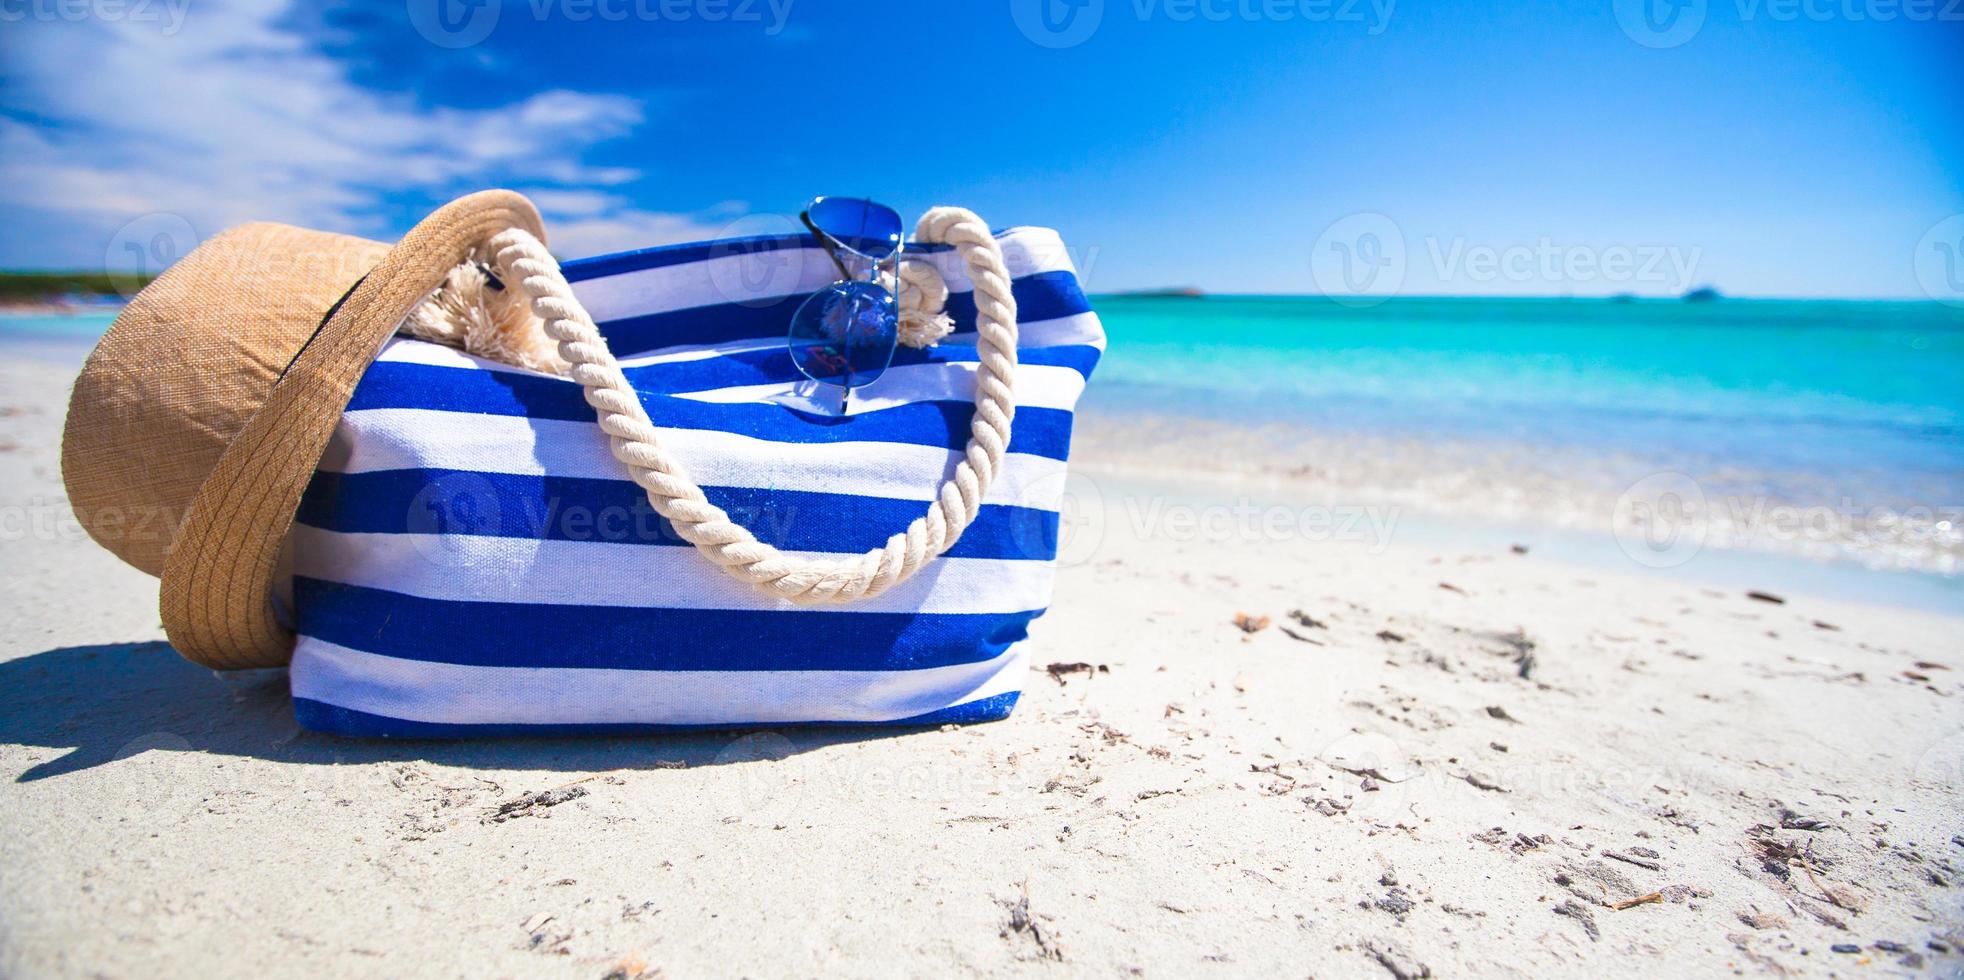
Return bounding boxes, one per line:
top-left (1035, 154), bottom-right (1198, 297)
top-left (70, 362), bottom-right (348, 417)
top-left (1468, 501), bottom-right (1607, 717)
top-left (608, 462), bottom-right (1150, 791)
top-left (406, 472), bottom-right (507, 566)
top-left (1914, 213), bottom-right (1964, 308)
top-left (1014, 470), bottom-right (1106, 566)
top-left (105, 212), bottom-right (199, 299)
top-left (714, 730), bottom-right (807, 823)
top-left (1310, 212), bottom-right (1406, 307)
top-left (1612, 471), bottom-right (1709, 568)
top-left (110, 730), bottom-right (196, 819)
top-left (704, 211), bottom-right (813, 309)
top-left (1614, 0), bottom-right (1707, 47)
top-left (1012, 0), bottom-right (1105, 47)
top-left (407, 0), bottom-right (503, 48)
top-left (1913, 730), bottom-right (1964, 794)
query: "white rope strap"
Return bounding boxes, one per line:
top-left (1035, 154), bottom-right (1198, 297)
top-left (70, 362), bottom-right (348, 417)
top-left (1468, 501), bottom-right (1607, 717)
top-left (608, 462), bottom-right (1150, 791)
top-left (485, 206), bottom-right (1019, 604)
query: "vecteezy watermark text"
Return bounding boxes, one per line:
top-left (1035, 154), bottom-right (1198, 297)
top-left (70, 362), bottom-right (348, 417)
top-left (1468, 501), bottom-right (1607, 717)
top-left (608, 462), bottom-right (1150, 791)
top-left (1, 498), bottom-right (183, 546)
top-left (1615, 0), bottom-right (1962, 48)
top-left (1612, 470), bottom-right (1963, 570)
top-left (408, 0), bottom-right (794, 48)
top-left (1125, 496), bottom-right (1400, 552)
top-left (1019, 471), bottom-right (1405, 565)
top-left (1428, 237), bottom-right (1701, 291)
top-left (1309, 212), bottom-right (1704, 304)
top-left (1127, 0), bottom-right (1393, 28)
top-left (521, 0), bottom-right (792, 29)
top-left (0, 0), bottom-right (188, 32)
top-left (1011, 0), bottom-right (1392, 49)
top-left (407, 477), bottom-right (803, 550)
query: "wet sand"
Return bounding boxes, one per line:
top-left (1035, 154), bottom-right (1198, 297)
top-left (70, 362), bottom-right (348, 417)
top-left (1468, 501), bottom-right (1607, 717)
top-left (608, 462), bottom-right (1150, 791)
top-left (1070, 407), bottom-right (1964, 578)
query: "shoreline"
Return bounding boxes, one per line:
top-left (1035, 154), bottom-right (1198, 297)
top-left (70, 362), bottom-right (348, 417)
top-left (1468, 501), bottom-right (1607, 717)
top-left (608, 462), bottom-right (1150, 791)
top-left (1072, 462), bottom-right (1964, 617)
top-left (0, 302), bottom-right (121, 315)
top-left (1070, 404), bottom-right (1964, 585)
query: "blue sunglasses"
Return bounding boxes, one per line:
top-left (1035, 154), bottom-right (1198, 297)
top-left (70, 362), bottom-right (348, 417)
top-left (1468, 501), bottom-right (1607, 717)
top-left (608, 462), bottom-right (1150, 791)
top-left (788, 196), bottom-right (905, 413)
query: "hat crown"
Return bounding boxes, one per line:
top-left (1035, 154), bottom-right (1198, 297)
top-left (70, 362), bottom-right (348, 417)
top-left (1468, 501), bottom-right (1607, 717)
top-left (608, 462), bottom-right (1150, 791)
top-left (61, 223), bottom-right (390, 575)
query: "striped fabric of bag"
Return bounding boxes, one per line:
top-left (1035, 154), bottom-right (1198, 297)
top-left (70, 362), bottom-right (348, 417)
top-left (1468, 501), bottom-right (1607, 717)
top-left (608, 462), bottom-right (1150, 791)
top-left (285, 225), bottom-right (1103, 736)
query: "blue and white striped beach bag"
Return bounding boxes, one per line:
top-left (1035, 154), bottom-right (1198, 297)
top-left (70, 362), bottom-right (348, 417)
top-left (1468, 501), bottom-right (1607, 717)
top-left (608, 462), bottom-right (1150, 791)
top-left (285, 215), bottom-right (1102, 736)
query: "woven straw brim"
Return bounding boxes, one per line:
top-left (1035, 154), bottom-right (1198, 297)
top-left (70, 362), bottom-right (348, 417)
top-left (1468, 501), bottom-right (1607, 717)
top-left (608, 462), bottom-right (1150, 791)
top-left (159, 191), bottom-right (545, 670)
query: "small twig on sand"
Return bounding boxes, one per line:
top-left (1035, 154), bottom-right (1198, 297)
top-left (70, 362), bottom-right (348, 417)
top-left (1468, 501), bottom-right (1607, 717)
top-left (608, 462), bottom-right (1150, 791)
top-left (486, 784), bottom-right (587, 823)
top-left (1286, 609), bottom-right (1329, 630)
top-left (1045, 662), bottom-right (1107, 685)
top-left (484, 769), bottom-right (634, 823)
top-left (1603, 849), bottom-right (1665, 871)
top-left (1610, 891), bottom-right (1663, 910)
top-left (1796, 856), bottom-right (1864, 912)
top-left (1280, 626), bottom-right (1325, 645)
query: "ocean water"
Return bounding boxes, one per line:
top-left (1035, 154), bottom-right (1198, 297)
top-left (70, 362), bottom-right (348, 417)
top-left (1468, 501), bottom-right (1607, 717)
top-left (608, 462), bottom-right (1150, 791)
top-left (0, 311), bottom-right (117, 363)
top-left (1074, 296), bottom-right (1964, 576)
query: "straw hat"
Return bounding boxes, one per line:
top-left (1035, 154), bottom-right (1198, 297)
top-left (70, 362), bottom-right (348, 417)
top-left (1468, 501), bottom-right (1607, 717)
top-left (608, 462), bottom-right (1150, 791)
top-left (61, 190), bottom-right (546, 670)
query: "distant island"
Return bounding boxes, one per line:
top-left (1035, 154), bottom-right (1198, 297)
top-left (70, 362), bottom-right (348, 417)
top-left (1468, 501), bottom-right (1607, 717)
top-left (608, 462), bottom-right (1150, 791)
top-left (1681, 285), bottom-right (1723, 303)
top-left (1113, 286), bottom-right (1206, 298)
top-left (0, 271), bottom-right (150, 312)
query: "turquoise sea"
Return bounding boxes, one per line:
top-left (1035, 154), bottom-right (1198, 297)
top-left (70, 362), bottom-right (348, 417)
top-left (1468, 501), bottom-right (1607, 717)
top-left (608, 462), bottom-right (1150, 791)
top-left (9, 298), bottom-right (1962, 583)
top-left (1080, 296), bottom-right (1964, 505)
top-left (0, 311), bottom-right (120, 362)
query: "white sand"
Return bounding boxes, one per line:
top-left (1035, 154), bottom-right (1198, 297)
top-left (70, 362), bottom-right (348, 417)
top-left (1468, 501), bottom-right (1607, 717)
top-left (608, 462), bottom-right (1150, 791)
top-left (2, 358), bottom-right (1960, 978)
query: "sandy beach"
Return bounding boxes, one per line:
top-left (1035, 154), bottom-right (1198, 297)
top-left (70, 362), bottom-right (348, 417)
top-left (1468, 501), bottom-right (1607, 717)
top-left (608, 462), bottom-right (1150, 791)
top-left (2, 354), bottom-right (1959, 978)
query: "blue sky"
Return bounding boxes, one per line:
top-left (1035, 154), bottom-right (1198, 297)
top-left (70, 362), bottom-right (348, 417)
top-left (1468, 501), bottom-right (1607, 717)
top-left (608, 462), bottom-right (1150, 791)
top-left (1, 0), bottom-right (1959, 297)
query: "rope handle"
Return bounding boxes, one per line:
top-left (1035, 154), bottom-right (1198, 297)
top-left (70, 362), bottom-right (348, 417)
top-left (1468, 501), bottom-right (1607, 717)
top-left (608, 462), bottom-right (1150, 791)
top-left (485, 207), bottom-right (1020, 604)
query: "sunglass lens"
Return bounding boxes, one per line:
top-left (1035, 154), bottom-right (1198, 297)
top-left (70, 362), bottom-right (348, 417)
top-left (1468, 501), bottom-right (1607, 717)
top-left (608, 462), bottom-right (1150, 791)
top-left (806, 196), bottom-right (903, 260)
top-left (788, 280), bottom-right (899, 392)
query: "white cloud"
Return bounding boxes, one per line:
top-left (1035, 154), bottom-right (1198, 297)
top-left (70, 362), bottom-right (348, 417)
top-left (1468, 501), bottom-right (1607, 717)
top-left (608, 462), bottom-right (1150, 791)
top-left (513, 188), bottom-right (751, 256)
top-left (542, 207), bottom-right (747, 258)
top-left (0, 0), bottom-right (720, 266)
top-left (519, 188), bottom-right (630, 219)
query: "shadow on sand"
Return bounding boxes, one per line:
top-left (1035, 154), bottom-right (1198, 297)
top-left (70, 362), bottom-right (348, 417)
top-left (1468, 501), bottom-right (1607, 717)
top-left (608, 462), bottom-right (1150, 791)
top-left (1, 642), bottom-right (899, 783)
